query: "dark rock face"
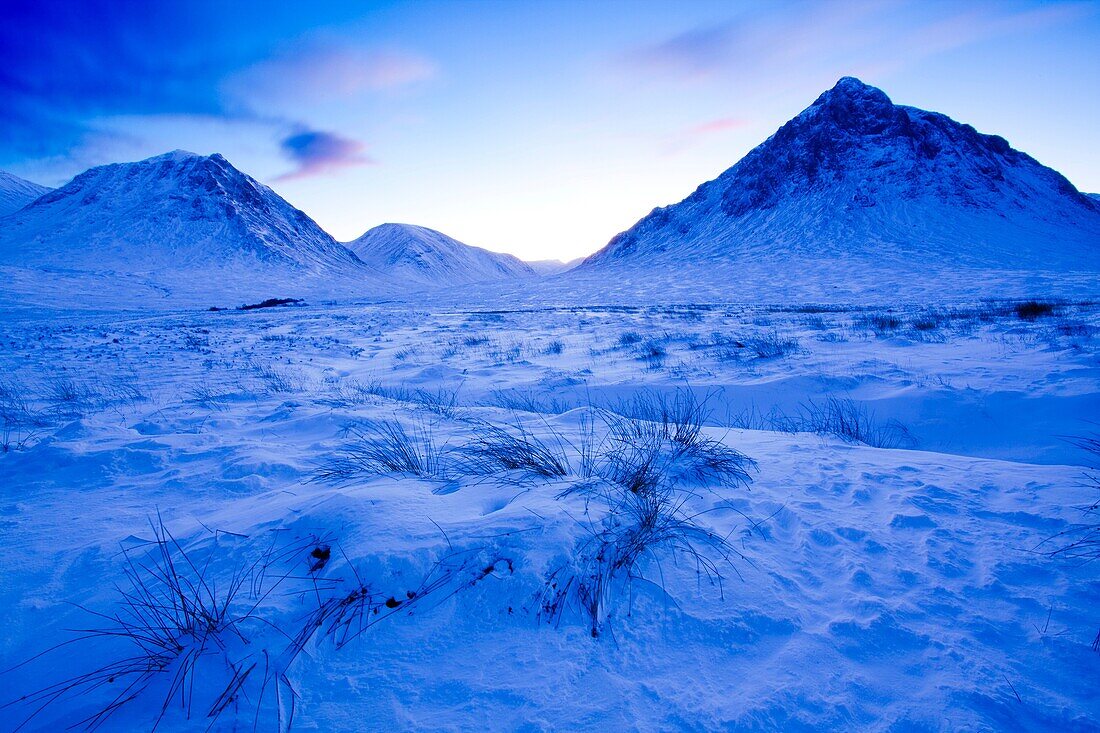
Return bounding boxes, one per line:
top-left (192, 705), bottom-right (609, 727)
top-left (715, 77), bottom-right (1035, 219)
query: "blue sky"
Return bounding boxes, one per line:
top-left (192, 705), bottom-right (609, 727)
top-left (2, 0), bottom-right (1098, 260)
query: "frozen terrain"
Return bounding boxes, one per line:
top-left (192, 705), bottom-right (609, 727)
top-left (1, 297), bottom-right (1098, 731)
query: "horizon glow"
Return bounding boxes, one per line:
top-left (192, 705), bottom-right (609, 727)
top-left (2, 0), bottom-right (1098, 262)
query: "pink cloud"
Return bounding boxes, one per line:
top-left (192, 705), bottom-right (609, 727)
top-left (274, 128), bottom-right (375, 181)
top-left (661, 116), bottom-right (748, 155)
top-left (687, 117), bottom-right (748, 136)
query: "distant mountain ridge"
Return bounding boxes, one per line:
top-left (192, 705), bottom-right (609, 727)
top-left (528, 258), bottom-right (583, 276)
top-left (347, 223), bottom-right (535, 285)
top-left (580, 77), bottom-right (1100, 290)
top-left (0, 170), bottom-right (51, 217)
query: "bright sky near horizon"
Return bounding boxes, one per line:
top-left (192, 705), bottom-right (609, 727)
top-left (2, 0), bottom-right (1098, 261)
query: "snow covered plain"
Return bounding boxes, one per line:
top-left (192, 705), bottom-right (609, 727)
top-left (1, 296), bottom-right (1098, 731)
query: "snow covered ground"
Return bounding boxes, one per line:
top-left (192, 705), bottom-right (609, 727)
top-left (1, 297), bottom-right (1098, 731)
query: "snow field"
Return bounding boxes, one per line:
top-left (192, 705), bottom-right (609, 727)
top-left (0, 299), bottom-right (1098, 731)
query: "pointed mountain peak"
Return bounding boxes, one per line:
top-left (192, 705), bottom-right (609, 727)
top-left (129, 151), bottom-right (243, 177)
top-left (142, 149), bottom-right (204, 164)
top-left (817, 76), bottom-right (889, 102)
top-left (806, 76), bottom-right (897, 131)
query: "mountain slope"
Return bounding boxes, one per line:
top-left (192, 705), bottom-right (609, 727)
top-left (0, 170), bottom-right (51, 217)
top-left (578, 77), bottom-right (1100, 299)
top-left (346, 223), bottom-right (534, 285)
top-left (0, 151), bottom-right (366, 276)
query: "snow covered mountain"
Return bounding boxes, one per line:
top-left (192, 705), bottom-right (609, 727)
top-left (0, 151), bottom-right (364, 274)
top-left (577, 77), bottom-right (1100, 300)
top-left (528, 258), bottom-right (582, 276)
top-left (346, 223), bottom-right (535, 285)
top-left (0, 169), bottom-right (51, 217)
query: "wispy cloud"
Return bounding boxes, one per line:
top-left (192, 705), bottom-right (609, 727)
top-left (0, 1), bottom-right (431, 171)
top-left (686, 117), bottom-right (747, 136)
top-left (662, 116), bottom-right (748, 155)
top-left (625, 22), bottom-right (737, 82)
top-left (274, 128), bottom-right (374, 181)
top-left (225, 43), bottom-right (437, 112)
top-left (616, 0), bottom-right (1088, 88)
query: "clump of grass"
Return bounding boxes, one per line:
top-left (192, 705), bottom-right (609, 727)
top-left (187, 380), bottom-right (240, 411)
top-left (910, 313), bottom-right (944, 332)
top-left (411, 386), bottom-right (465, 419)
top-left (1014, 300), bottom-right (1057, 321)
top-left (393, 346), bottom-right (417, 361)
top-left (318, 378), bottom-right (377, 407)
top-left (542, 435), bottom-right (746, 636)
top-left (313, 419), bottom-right (446, 483)
top-left (707, 332), bottom-right (800, 360)
top-left (543, 340), bottom-right (565, 356)
top-left (744, 331), bottom-right (801, 359)
top-left (485, 341), bottom-right (524, 363)
top-left (636, 340), bottom-right (666, 367)
top-left (331, 380), bottom-right (464, 418)
top-left (457, 420), bottom-right (570, 480)
top-left (45, 375), bottom-right (99, 416)
top-left (617, 331), bottom-right (642, 347)
top-left (610, 389), bottom-right (707, 444)
top-left (594, 418), bottom-right (670, 496)
top-left (6, 517), bottom-right (298, 731)
top-left (252, 363), bottom-right (305, 394)
top-left (600, 391), bottom-right (755, 489)
top-left (483, 389), bottom-right (575, 415)
top-left (795, 396), bottom-right (915, 449)
top-left (544, 392), bottom-right (755, 636)
top-left (0, 380), bottom-right (45, 452)
top-left (676, 433), bottom-right (757, 487)
top-left (856, 313), bottom-right (903, 334)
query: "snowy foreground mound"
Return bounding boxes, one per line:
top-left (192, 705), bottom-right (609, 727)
top-left (1, 300), bottom-right (1098, 730)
